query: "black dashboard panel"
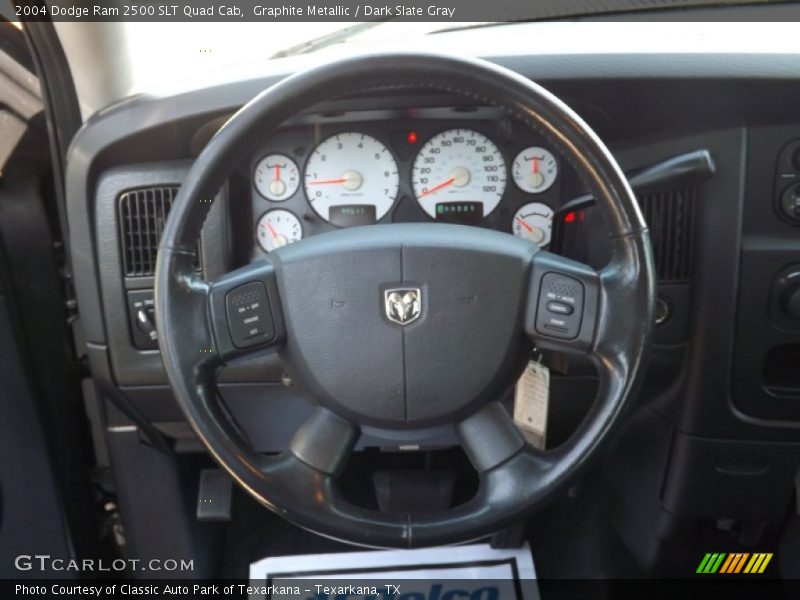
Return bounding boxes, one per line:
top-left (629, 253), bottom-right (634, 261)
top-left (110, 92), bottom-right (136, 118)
top-left (732, 125), bottom-right (800, 423)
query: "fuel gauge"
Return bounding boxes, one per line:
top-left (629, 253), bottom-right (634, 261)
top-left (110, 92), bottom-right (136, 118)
top-left (256, 209), bottom-right (303, 252)
top-left (512, 202), bottom-right (554, 247)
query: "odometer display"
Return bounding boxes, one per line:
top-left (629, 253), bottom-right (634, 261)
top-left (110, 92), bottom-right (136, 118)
top-left (411, 128), bottom-right (507, 220)
top-left (304, 132), bottom-right (399, 225)
top-left (328, 204), bottom-right (377, 227)
top-left (435, 201), bottom-right (483, 225)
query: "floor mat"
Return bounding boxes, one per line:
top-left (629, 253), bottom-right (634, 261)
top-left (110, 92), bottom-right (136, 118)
top-left (249, 543), bottom-right (538, 600)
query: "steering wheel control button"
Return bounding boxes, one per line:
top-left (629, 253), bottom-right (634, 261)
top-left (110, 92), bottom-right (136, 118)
top-left (546, 301), bottom-right (573, 315)
top-left (225, 282), bottom-right (275, 348)
top-left (536, 273), bottom-right (584, 339)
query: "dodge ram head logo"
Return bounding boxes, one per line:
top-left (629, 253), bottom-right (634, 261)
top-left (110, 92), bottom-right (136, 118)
top-left (384, 288), bottom-right (422, 325)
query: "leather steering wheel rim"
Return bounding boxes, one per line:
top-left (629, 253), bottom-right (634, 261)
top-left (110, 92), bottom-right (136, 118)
top-left (155, 52), bottom-right (655, 548)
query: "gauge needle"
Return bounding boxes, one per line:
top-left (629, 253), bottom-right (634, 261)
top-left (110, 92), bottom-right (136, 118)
top-left (308, 177), bottom-right (348, 185)
top-left (532, 157), bottom-right (539, 174)
top-left (515, 216), bottom-right (533, 232)
top-left (308, 171), bottom-right (363, 191)
top-left (274, 164), bottom-right (281, 181)
top-left (418, 177), bottom-right (455, 198)
top-left (266, 223), bottom-right (279, 239)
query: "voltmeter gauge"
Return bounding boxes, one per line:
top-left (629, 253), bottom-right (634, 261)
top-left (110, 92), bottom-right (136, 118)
top-left (512, 147), bottom-right (558, 193)
top-left (256, 209), bottom-right (303, 252)
top-left (254, 154), bottom-right (300, 201)
top-left (512, 202), bottom-right (554, 246)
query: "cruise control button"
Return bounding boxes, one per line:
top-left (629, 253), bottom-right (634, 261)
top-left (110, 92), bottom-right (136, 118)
top-left (535, 272), bottom-right (585, 340)
top-left (546, 301), bottom-right (574, 315)
top-left (225, 282), bottom-right (275, 348)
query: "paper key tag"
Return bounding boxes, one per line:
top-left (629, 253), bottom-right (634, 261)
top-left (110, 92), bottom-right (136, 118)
top-left (513, 360), bottom-right (550, 450)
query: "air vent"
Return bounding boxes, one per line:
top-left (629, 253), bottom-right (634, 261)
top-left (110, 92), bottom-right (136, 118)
top-left (118, 186), bottom-right (189, 277)
top-left (639, 187), bottom-right (695, 283)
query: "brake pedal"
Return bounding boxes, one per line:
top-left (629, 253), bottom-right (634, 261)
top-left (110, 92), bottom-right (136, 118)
top-left (196, 469), bottom-right (233, 521)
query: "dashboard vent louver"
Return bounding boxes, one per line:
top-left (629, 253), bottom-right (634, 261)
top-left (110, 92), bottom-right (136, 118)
top-left (638, 187), bottom-right (695, 283)
top-left (119, 186), bottom-right (185, 277)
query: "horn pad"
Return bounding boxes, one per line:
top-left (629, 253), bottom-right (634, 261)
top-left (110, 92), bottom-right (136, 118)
top-left (272, 224), bottom-right (537, 428)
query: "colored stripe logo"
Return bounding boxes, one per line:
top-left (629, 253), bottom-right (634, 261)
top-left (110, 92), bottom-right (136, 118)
top-left (696, 552), bottom-right (773, 574)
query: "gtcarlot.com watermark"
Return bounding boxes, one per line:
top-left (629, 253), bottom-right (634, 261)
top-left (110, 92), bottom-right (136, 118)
top-left (14, 554), bottom-right (194, 573)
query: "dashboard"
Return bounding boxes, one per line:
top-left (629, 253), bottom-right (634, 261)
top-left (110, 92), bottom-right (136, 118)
top-left (241, 107), bottom-right (566, 259)
top-left (54, 16), bottom-right (800, 573)
top-left (62, 45), bottom-right (800, 545)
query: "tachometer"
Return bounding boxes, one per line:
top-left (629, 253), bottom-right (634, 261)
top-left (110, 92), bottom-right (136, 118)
top-left (304, 132), bottom-right (399, 226)
top-left (411, 128), bottom-right (507, 221)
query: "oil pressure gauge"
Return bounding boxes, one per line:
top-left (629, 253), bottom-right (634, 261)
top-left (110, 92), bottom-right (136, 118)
top-left (256, 209), bottom-right (302, 252)
top-left (254, 154), bottom-right (300, 201)
top-left (512, 146), bottom-right (558, 193)
top-left (512, 202), bottom-right (554, 247)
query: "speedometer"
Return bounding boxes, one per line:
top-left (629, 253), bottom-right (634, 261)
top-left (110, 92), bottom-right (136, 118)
top-left (304, 132), bottom-right (399, 226)
top-left (411, 128), bottom-right (507, 222)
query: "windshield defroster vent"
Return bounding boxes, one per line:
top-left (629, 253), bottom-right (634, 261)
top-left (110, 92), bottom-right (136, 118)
top-left (118, 186), bottom-right (189, 277)
top-left (639, 187), bottom-right (695, 283)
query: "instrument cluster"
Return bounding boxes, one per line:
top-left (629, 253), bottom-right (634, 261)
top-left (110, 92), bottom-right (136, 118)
top-left (246, 110), bottom-right (565, 255)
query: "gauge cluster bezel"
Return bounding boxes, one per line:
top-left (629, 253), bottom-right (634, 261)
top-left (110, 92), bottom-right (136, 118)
top-left (243, 107), bottom-right (564, 260)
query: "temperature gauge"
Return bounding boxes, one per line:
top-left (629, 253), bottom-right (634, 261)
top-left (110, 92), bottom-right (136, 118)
top-left (254, 154), bottom-right (300, 201)
top-left (256, 209), bottom-right (303, 252)
top-left (512, 147), bottom-right (558, 193)
top-left (512, 202), bottom-right (554, 246)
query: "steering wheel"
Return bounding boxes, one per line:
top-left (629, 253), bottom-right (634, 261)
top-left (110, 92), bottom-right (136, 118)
top-left (155, 52), bottom-right (655, 548)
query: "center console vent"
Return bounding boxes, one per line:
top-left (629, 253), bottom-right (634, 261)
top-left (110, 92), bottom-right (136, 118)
top-left (639, 187), bottom-right (695, 283)
top-left (118, 186), bottom-right (199, 277)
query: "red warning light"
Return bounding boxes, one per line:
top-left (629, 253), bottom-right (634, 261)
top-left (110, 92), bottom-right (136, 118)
top-left (564, 211), bottom-right (576, 223)
top-left (407, 131), bottom-right (418, 144)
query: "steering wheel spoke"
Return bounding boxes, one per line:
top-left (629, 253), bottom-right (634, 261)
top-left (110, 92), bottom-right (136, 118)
top-left (457, 402), bottom-right (527, 473)
top-left (206, 259), bottom-right (285, 363)
top-left (525, 250), bottom-right (601, 356)
top-left (288, 406), bottom-right (359, 475)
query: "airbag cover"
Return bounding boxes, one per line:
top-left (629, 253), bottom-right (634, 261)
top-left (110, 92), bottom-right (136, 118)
top-left (271, 223), bottom-right (536, 427)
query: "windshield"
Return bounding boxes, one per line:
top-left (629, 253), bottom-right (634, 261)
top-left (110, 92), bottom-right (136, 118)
top-left (23, 0), bottom-right (798, 117)
top-left (115, 18), bottom-right (797, 93)
top-left (120, 21), bottom-right (451, 87)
